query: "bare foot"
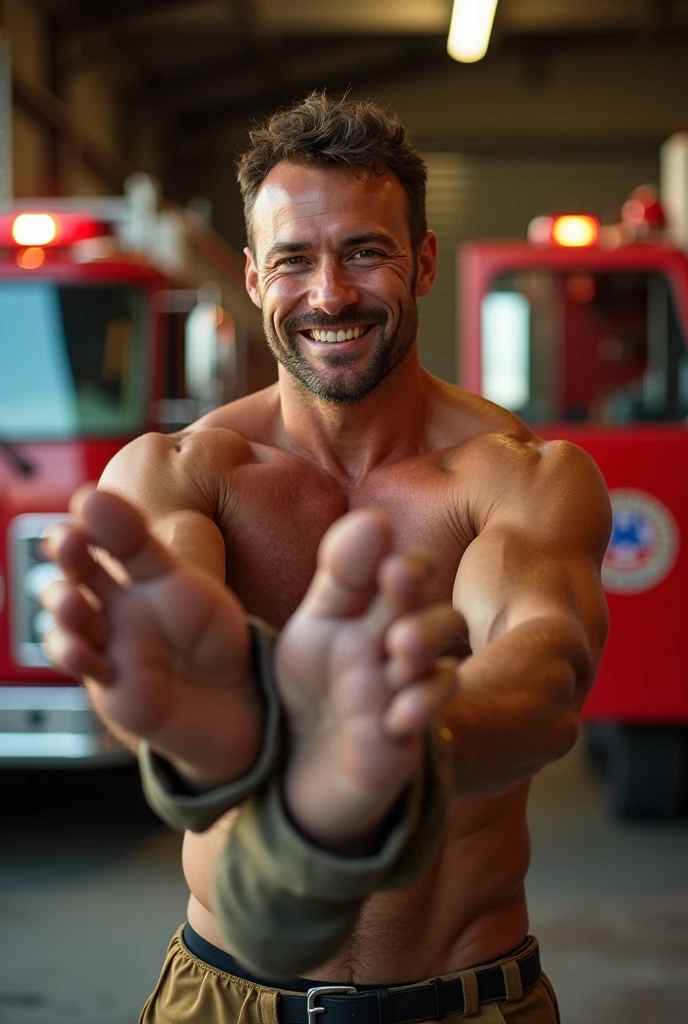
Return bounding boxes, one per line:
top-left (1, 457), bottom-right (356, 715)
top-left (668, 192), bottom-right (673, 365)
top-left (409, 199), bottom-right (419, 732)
top-left (41, 486), bottom-right (261, 786)
top-left (276, 509), bottom-right (463, 851)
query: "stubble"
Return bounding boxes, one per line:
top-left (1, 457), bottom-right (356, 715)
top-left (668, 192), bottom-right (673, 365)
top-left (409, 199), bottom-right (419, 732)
top-left (262, 280), bottom-right (419, 404)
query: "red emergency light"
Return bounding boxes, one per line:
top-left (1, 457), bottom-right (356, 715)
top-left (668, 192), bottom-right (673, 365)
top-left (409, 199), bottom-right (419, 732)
top-left (0, 211), bottom-right (111, 249)
top-left (621, 185), bottom-right (666, 234)
top-left (528, 214), bottom-right (600, 248)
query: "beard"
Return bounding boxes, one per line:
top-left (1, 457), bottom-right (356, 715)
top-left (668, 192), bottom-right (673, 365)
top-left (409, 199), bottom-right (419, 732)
top-left (262, 286), bottom-right (419, 404)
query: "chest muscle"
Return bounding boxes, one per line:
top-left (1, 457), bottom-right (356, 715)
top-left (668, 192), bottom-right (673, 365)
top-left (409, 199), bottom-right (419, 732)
top-left (219, 456), bottom-right (472, 629)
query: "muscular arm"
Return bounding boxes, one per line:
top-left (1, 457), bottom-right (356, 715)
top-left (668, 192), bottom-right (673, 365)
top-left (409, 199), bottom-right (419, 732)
top-left (98, 429), bottom-right (232, 581)
top-left (445, 438), bottom-right (611, 797)
top-left (45, 427), bottom-right (266, 781)
top-left (87, 430), bottom-right (235, 758)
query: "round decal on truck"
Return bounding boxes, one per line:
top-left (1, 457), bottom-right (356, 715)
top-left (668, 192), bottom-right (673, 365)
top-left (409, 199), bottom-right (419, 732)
top-left (602, 489), bottom-right (679, 594)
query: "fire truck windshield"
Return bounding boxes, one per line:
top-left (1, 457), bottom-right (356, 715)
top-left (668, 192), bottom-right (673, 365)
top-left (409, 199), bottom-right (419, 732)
top-left (0, 282), bottom-right (147, 440)
top-left (481, 271), bottom-right (688, 424)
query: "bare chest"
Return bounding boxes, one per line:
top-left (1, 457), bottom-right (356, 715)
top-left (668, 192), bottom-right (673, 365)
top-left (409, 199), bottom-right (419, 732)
top-left (219, 453), bottom-right (474, 629)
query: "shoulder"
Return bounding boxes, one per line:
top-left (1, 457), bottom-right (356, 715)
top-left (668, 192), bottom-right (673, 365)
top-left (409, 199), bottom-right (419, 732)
top-left (460, 433), bottom-right (612, 558)
top-left (428, 375), bottom-right (535, 448)
top-left (427, 379), bottom-right (610, 548)
top-left (465, 431), bottom-right (605, 494)
top-left (103, 425), bottom-right (254, 477)
top-left (99, 426), bottom-right (255, 518)
top-left (432, 378), bottom-right (602, 495)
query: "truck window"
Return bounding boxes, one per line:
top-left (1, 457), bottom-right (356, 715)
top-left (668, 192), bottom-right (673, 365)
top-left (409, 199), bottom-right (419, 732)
top-left (481, 272), bottom-right (688, 424)
top-left (0, 283), bottom-right (146, 439)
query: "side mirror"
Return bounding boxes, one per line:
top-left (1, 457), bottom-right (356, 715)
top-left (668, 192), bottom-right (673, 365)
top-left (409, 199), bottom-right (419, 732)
top-left (185, 284), bottom-right (223, 412)
top-left (184, 282), bottom-right (237, 412)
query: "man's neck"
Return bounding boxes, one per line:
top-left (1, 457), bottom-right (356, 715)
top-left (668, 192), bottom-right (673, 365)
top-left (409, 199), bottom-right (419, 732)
top-left (275, 351), bottom-right (431, 485)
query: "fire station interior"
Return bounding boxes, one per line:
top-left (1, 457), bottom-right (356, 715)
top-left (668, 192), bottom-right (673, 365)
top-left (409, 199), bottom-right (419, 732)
top-left (1, 1), bottom-right (687, 1022)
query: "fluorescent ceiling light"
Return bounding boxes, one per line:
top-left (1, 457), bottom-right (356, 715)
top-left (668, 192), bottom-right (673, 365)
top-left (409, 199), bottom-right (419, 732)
top-left (447, 0), bottom-right (499, 63)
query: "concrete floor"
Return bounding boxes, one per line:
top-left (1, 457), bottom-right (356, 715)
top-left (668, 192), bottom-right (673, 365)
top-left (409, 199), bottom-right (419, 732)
top-left (527, 745), bottom-right (688, 1023)
top-left (0, 740), bottom-right (686, 1024)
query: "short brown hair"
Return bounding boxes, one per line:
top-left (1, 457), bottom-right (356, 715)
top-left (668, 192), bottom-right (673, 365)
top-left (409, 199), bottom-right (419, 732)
top-left (237, 91), bottom-right (427, 250)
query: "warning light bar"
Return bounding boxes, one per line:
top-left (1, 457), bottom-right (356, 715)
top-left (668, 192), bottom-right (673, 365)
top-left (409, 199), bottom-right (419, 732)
top-left (552, 215), bottom-right (599, 247)
top-left (528, 214), bottom-right (600, 248)
top-left (0, 212), bottom-right (111, 249)
top-left (12, 213), bottom-right (57, 246)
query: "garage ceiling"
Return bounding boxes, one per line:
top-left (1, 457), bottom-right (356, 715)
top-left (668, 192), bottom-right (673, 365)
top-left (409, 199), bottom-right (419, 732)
top-left (30, 0), bottom-right (688, 135)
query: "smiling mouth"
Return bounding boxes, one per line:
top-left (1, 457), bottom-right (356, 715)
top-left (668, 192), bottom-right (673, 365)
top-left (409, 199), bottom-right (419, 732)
top-left (301, 324), bottom-right (375, 344)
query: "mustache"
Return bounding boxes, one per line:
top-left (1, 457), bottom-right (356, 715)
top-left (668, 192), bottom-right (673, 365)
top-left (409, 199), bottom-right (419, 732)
top-left (282, 307), bottom-right (388, 334)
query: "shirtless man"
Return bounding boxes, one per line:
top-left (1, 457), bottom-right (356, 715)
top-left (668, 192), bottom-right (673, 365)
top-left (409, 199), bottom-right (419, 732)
top-left (42, 92), bottom-right (611, 1023)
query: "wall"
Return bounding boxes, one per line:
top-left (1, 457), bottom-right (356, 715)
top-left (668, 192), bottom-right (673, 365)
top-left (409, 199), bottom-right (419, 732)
top-left (3, 8), bottom-right (685, 386)
top-left (2, 0), bottom-right (49, 196)
top-left (1, 0), bottom-right (164, 198)
top-left (173, 37), bottom-right (687, 383)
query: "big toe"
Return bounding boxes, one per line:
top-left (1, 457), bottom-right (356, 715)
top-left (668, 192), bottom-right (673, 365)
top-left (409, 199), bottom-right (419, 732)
top-left (308, 509), bottom-right (394, 617)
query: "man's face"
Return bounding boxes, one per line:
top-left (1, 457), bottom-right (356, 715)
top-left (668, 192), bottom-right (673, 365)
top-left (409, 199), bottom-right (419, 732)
top-left (244, 162), bottom-right (436, 403)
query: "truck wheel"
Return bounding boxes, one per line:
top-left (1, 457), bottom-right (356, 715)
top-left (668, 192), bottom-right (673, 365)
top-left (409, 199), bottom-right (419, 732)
top-left (608, 725), bottom-right (688, 819)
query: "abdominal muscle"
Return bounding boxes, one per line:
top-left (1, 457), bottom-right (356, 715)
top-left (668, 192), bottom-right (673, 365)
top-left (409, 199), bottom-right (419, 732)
top-left (182, 782), bottom-right (532, 985)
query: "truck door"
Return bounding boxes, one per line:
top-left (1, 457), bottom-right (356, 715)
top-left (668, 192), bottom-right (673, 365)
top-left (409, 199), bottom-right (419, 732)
top-left (473, 259), bottom-right (688, 817)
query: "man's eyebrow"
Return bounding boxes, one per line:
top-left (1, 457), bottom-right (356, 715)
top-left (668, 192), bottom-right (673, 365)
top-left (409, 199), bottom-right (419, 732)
top-left (262, 232), bottom-right (399, 265)
top-left (340, 232), bottom-right (398, 249)
top-left (262, 240), bottom-right (311, 265)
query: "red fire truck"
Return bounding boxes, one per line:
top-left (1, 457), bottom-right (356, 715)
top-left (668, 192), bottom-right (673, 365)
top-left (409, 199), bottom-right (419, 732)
top-left (0, 175), bottom-right (264, 767)
top-left (459, 133), bottom-right (688, 818)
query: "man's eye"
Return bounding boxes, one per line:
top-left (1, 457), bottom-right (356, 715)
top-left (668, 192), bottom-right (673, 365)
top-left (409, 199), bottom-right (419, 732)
top-left (275, 256), bottom-right (307, 268)
top-left (351, 249), bottom-right (382, 260)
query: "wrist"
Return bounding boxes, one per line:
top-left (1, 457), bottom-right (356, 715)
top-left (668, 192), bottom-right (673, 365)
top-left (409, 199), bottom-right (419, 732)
top-left (282, 756), bottom-right (408, 855)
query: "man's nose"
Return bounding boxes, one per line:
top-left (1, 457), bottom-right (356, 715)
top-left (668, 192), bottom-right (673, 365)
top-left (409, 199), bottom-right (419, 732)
top-left (308, 260), bottom-right (359, 315)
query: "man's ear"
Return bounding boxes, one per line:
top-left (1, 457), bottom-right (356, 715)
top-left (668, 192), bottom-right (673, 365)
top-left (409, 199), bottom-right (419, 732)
top-left (414, 231), bottom-right (437, 298)
top-left (244, 247), bottom-right (262, 309)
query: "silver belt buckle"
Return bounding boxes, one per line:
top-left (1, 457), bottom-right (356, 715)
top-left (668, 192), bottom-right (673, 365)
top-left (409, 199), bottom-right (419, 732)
top-left (306, 985), bottom-right (358, 1024)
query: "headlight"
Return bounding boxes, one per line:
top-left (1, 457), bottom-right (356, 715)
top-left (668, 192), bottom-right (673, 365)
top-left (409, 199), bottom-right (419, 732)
top-left (24, 562), bottom-right (64, 600)
top-left (10, 513), bottom-right (70, 667)
top-left (34, 607), bottom-right (56, 641)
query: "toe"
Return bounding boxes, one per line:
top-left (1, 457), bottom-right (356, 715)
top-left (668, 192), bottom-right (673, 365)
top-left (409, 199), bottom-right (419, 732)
top-left (384, 659), bottom-right (459, 737)
top-left (386, 604), bottom-right (465, 687)
top-left (72, 487), bottom-right (176, 584)
top-left (302, 509), bottom-right (394, 619)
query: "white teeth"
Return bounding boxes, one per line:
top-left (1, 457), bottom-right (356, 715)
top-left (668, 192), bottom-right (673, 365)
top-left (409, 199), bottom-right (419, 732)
top-left (310, 325), bottom-right (365, 343)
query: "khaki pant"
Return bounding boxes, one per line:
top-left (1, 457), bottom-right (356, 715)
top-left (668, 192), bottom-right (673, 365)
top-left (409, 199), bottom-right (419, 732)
top-left (140, 927), bottom-right (560, 1024)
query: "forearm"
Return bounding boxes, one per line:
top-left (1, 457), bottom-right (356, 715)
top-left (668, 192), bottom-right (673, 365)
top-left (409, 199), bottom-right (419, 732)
top-left (213, 729), bottom-right (453, 978)
top-left (443, 615), bottom-right (591, 797)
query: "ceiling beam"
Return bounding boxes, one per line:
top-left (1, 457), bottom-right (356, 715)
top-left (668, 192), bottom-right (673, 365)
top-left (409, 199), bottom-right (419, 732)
top-left (138, 31), bottom-right (444, 102)
top-left (639, 0), bottom-right (674, 32)
top-left (227, 0), bottom-right (285, 93)
top-left (135, 33), bottom-right (387, 109)
top-left (134, 53), bottom-right (249, 103)
top-left (72, 0), bottom-right (196, 32)
top-left (172, 36), bottom-right (447, 137)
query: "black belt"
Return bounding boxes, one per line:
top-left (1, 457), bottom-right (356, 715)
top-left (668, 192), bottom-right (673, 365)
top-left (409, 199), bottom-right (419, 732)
top-left (278, 944), bottom-right (541, 1024)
